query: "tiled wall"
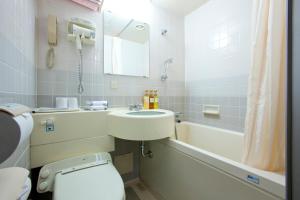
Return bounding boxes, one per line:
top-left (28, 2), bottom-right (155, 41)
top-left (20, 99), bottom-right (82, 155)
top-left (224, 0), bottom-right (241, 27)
top-left (35, 0), bottom-right (185, 182)
top-left (37, 67), bottom-right (185, 112)
top-left (0, 0), bottom-right (37, 107)
top-left (185, 76), bottom-right (248, 132)
top-left (36, 0), bottom-right (185, 113)
top-left (184, 0), bottom-right (252, 132)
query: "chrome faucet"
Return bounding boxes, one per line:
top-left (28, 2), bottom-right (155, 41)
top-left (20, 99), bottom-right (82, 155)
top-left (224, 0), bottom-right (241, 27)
top-left (174, 112), bottom-right (183, 140)
top-left (175, 112), bottom-right (183, 123)
top-left (129, 104), bottom-right (143, 111)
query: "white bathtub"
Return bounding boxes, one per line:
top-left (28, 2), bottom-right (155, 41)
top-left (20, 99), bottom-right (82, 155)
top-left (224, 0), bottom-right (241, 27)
top-left (140, 122), bottom-right (285, 200)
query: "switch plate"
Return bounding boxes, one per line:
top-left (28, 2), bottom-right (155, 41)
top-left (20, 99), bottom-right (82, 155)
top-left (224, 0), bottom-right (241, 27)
top-left (45, 125), bottom-right (54, 132)
top-left (110, 80), bottom-right (118, 89)
top-left (45, 119), bottom-right (55, 133)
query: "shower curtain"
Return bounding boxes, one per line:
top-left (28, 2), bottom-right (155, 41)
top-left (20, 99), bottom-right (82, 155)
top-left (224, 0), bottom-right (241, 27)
top-left (242, 0), bottom-right (286, 172)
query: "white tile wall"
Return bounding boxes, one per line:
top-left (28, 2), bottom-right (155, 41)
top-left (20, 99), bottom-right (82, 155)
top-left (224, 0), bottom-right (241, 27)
top-left (0, 0), bottom-right (255, 182)
top-left (35, 1), bottom-right (186, 182)
top-left (0, 0), bottom-right (37, 107)
top-left (185, 0), bottom-right (251, 81)
top-left (184, 0), bottom-right (252, 132)
top-left (36, 0), bottom-right (252, 132)
top-left (36, 0), bottom-right (185, 111)
top-left (0, 0), bottom-right (252, 131)
top-left (0, 0), bottom-right (36, 170)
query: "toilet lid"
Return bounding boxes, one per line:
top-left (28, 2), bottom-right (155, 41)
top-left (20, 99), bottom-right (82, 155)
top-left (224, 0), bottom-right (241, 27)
top-left (53, 163), bottom-right (124, 200)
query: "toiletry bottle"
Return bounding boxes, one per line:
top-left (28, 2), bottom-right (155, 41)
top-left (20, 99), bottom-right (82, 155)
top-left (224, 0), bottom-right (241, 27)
top-left (143, 90), bottom-right (150, 109)
top-left (154, 90), bottom-right (159, 109)
top-left (149, 90), bottom-right (155, 109)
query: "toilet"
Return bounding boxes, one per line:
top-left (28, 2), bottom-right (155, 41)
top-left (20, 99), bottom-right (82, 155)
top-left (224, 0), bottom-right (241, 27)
top-left (37, 152), bottom-right (125, 200)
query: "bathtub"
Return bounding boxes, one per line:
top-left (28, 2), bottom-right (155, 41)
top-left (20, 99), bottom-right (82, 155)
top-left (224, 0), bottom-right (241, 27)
top-left (140, 122), bottom-right (285, 200)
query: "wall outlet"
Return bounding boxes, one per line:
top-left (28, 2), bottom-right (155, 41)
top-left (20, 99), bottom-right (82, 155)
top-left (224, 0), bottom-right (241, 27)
top-left (45, 124), bottom-right (54, 133)
top-left (45, 119), bottom-right (55, 133)
top-left (110, 80), bottom-right (118, 89)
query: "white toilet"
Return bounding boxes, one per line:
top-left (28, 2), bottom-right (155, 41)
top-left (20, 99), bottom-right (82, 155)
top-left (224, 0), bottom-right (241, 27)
top-left (37, 152), bottom-right (125, 200)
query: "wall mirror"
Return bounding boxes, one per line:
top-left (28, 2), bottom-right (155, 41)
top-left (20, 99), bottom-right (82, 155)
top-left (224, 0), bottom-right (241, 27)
top-left (103, 11), bottom-right (150, 77)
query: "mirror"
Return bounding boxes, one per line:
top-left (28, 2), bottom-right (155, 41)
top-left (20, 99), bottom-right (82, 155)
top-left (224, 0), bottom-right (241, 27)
top-left (103, 11), bottom-right (150, 77)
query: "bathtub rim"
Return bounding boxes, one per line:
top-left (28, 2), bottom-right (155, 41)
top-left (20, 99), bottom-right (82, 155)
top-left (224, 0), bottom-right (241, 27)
top-left (169, 122), bottom-right (285, 199)
top-left (176, 121), bottom-right (245, 137)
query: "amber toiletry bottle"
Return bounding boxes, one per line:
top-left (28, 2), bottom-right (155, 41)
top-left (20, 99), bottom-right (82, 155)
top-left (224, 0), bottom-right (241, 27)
top-left (149, 90), bottom-right (155, 109)
top-left (154, 90), bottom-right (159, 109)
top-left (143, 90), bottom-right (150, 109)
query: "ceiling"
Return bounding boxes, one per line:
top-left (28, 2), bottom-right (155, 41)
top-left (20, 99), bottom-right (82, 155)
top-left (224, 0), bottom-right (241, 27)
top-left (104, 11), bottom-right (149, 43)
top-left (151, 0), bottom-right (209, 16)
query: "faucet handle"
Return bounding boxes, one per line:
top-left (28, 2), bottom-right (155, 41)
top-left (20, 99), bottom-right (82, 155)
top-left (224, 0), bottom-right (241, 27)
top-left (129, 104), bottom-right (135, 111)
top-left (129, 104), bottom-right (142, 111)
top-left (137, 104), bottom-right (143, 110)
top-left (175, 112), bottom-right (183, 122)
top-left (175, 112), bottom-right (183, 116)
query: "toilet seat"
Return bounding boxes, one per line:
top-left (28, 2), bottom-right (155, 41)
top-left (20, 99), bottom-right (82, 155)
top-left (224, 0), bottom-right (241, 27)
top-left (53, 163), bottom-right (125, 200)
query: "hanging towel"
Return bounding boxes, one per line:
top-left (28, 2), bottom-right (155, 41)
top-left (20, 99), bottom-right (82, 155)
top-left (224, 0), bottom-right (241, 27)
top-left (0, 167), bottom-right (30, 200)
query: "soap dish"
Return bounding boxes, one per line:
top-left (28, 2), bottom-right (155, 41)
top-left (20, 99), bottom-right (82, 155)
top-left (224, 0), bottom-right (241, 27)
top-left (202, 105), bottom-right (220, 116)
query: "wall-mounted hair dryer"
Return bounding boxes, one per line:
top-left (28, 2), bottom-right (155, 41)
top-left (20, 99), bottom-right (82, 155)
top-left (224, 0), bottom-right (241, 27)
top-left (67, 17), bottom-right (96, 50)
top-left (67, 18), bottom-right (96, 95)
top-left (73, 24), bottom-right (94, 50)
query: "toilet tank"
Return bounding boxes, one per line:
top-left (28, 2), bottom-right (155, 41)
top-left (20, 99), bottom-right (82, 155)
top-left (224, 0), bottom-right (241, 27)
top-left (30, 110), bottom-right (114, 168)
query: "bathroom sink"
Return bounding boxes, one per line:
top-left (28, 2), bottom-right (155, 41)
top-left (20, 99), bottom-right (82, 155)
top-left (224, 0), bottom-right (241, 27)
top-left (108, 109), bottom-right (175, 141)
top-left (126, 111), bottom-right (166, 116)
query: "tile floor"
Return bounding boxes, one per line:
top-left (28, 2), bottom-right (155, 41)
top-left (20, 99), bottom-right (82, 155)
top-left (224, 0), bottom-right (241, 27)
top-left (125, 180), bottom-right (158, 200)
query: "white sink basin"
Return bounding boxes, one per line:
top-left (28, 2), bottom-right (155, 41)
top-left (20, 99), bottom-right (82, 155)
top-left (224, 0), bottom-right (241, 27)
top-left (108, 109), bottom-right (175, 141)
top-left (126, 111), bottom-right (166, 116)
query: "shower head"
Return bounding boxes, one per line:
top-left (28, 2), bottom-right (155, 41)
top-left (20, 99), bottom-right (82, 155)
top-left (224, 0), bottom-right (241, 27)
top-left (161, 58), bottom-right (174, 81)
top-left (164, 58), bottom-right (173, 64)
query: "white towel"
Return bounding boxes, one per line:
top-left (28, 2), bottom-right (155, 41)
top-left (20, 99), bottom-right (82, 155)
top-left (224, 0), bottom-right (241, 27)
top-left (0, 167), bottom-right (30, 200)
